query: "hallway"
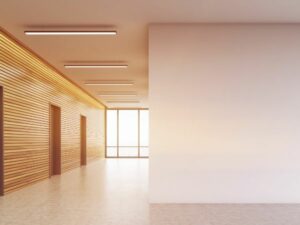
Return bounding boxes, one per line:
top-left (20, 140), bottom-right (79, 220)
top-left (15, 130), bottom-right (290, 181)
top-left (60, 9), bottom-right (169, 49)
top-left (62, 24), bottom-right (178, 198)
top-left (0, 159), bottom-right (149, 225)
top-left (2, 159), bottom-right (300, 225)
top-left (3, 1), bottom-right (300, 224)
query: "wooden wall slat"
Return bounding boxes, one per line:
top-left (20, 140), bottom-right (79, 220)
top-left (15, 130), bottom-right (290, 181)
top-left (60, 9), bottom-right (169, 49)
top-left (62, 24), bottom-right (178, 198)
top-left (0, 30), bottom-right (106, 195)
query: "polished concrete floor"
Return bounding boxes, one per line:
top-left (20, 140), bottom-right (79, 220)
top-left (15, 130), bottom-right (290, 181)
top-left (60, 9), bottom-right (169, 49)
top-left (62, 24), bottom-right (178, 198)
top-left (0, 159), bottom-right (148, 225)
top-left (1, 159), bottom-right (300, 225)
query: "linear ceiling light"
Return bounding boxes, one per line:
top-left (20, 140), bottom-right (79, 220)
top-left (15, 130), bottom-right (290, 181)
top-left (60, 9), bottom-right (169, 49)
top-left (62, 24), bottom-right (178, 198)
top-left (106, 100), bottom-right (140, 103)
top-left (98, 94), bottom-right (137, 97)
top-left (98, 91), bottom-right (137, 97)
top-left (84, 80), bottom-right (134, 86)
top-left (24, 31), bottom-right (117, 36)
top-left (64, 64), bottom-right (128, 69)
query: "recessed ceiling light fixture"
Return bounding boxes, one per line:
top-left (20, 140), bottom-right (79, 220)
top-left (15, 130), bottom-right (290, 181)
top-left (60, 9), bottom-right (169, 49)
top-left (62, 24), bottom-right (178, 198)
top-left (106, 100), bottom-right (140, 103)
top-left (98, 92), bottom-right (137, 97)
top-left (98, 94), bottom-right (137, 97)
top-left (84, 80), bottom-right (134, 86)
top-left (24, 31), bottom-right (117, 36)
top-left (64, 64), bottom-right (128, 69)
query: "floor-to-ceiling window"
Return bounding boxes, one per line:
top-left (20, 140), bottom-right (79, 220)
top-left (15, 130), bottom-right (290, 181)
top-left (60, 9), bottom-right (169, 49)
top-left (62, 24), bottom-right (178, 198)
top-left (106, 109), bottom-right (149, 158)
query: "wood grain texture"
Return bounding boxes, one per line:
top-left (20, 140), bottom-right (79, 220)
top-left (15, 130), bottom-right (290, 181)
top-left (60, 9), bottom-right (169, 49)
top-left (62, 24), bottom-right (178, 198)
top-left (0, 30), bottom-right (106, 194)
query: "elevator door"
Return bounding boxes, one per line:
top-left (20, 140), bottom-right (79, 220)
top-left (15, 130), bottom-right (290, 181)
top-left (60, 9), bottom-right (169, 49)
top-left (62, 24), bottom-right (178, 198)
top-left (50, 105), bottom-right (61, 176)
top-left (0, 87), bottom-right (3, 195)
top-left (80, 115), bottom-right (87, 166)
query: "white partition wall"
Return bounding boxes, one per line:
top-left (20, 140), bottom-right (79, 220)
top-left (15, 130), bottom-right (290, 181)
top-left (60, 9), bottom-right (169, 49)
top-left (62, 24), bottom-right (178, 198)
top-left (149, 24), bottom-right (300, 203)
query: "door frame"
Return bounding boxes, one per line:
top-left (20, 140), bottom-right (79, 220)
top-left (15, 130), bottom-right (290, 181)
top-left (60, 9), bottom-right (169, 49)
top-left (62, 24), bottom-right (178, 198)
top-left (49, 104), bottom-right (61, 176)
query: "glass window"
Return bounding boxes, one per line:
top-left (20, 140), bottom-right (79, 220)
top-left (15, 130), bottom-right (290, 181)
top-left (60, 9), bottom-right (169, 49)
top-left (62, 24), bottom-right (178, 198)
top-left (140, 147), bottom-right (149, 157)
top-left (119, 147), bottom-right (139, 157)
top-left (106, 110), bottom-right (149, 158)
top-left (140, 110), bottom-right (149, 146)
top-left (107, 110), bottom-right (117, 146)
top-left (106, 147), bottom-right (117, 157)
top-left (119, 110), bottom-right (138, 146)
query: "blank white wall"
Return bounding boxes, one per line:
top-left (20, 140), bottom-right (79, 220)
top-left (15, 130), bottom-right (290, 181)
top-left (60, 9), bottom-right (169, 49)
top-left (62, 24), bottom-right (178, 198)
top-left (149, 24), bottom-right (300, 203)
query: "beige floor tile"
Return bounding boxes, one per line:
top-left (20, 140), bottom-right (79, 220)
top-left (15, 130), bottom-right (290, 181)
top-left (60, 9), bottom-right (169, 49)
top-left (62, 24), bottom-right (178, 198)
top-left (1, 159), bottom-right (300, 225)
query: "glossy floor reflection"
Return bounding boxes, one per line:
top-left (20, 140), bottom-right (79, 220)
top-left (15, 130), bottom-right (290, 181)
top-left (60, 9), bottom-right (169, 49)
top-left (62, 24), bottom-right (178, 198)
top-left (1, 159), bottom-right (300, 225)
top-left (0, 159), bottom-right (149, 225)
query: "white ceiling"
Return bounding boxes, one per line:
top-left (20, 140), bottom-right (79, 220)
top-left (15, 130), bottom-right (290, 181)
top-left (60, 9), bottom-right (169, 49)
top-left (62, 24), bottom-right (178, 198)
top-left (1, 0), bottom-right (300, 108)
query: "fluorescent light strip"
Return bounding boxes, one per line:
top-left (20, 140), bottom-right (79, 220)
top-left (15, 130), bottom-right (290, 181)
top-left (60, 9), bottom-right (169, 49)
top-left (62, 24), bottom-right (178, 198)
top-left (25, 31), bottom-right (117, 36)
top-left (106, 100), bottom-right (140, 103)
top-left (98, 94), bottom-right (137, 97)
top-left (98, 92), bottom-right (137, 97)
top-left (85, 83), bottom-right (133, 86)
top-left (65, 65), bottom-right (128, 69)
top-left (84, 81), bottom-right (134, 86)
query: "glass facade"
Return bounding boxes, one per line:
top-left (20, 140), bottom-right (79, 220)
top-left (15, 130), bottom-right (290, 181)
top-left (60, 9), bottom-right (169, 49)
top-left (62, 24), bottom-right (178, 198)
top-left (106, 109), bottom-right (149, 157)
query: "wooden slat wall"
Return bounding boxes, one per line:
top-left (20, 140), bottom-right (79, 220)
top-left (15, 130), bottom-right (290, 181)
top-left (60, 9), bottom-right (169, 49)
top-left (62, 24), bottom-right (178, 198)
top-left (0, 30), bottom-right (106, 194)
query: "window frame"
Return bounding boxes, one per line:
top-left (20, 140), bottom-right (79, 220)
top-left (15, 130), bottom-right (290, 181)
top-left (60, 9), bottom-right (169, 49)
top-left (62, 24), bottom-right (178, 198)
top-left (105, 108), bottom-right (149, 158)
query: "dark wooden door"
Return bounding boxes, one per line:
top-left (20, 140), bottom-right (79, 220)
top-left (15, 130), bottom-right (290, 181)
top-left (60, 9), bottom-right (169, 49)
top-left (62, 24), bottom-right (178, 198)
top-left (50, 105), bottom-right (61, 176)
top-left (80, 115), bottom-right (87, 166)
top-left (0, 87), bottom-right (3, 195)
